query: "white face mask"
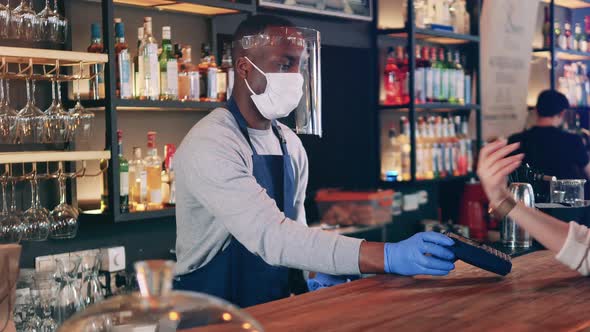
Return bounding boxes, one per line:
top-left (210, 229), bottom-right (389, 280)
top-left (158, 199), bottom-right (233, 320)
top-left (243, 57), bottom-right (304, 120)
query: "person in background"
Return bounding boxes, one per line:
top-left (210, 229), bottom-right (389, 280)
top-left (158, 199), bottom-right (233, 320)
top-left (477, 139), bottom-right (590, 276)
top-left (172, 15), bottom-right (457, 308)
top-left (508, 90), bottom-right (590, 180)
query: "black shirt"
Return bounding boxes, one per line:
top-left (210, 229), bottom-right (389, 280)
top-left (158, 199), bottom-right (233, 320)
top-left (508, 126), bottom-right (589, 180)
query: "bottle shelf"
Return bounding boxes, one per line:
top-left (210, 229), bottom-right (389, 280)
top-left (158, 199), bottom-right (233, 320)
top-left (65, 99), bottom-right (225, 112)
top-left (0, 46), bottom-right (108, 66)
top-left (0, 150), bottom-right (110, 164)
top-left (378, 27), bottom-right (480, 45)
top-left (544, 0), bottom-right (590, 9)
top-left (379, 103), bottom-right (481, 111)
top-left (533, 48), bottom-right (590, 61)
top-left (111, 0), bottom-right (251, 15)
top-left (116, 99), bottom-right (225, 111)
top-left (81, 207), bottom-right (175, 223)
top-left (117, 208), bottom-right (176, 222)
top-left (380, 174), bottom-right (476, 185)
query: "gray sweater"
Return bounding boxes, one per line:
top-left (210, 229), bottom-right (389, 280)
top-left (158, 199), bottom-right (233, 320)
top-left (173, 108), bottom-right (363, 276)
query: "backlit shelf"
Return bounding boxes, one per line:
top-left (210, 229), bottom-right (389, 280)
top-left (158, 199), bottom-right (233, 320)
top-left (379, 27), bottom-right (479, 45)
top-left (379, 103), bottom-right (480, 111)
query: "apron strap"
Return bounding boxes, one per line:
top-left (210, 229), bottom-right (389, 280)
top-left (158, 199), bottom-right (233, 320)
top-left (227, 98), bottom-right (290, 158)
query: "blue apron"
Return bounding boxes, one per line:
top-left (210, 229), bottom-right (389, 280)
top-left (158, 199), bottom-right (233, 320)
top-left (174, 98), bottom-right (299, 308)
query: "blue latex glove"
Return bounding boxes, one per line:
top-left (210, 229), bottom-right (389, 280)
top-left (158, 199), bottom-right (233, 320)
top-left (384, 232), bottom-right (456, 276)
top-left (307, 273), bottom-right (360, 291)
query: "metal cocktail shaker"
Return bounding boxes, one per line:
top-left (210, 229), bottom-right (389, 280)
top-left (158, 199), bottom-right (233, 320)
top-left (501, 183), bottom-right (535, 248)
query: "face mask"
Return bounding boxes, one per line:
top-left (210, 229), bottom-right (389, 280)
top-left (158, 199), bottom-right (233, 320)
top-left (243, 57), bottom-right (304, 120)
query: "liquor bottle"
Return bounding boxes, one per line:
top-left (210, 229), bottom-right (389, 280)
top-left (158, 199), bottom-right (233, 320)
top-left (388, 123), bottom-right (401, 181)
top-left (178, 45), bottom-right (200, 101)
top-left (440, 117), bottom-right (450, 178)
top-left (129, 147), bottom-right (148, 212)
top-left (383, 47), bottom-right (399, 105)
top-left (399, 116), bottom-right (411, 181)
top-left (431, 47), bottom-right (442, 102)
top-left (446, 49), bottom-right (456, 104)
top-left (88, 23), bottom-right (104, 100)
top-left (114, 19), bottom-right (132, 100)
top-left (454, 51), bottom-right (465, 105)
top-left (145, 132), bottom-right (163, 210)
top-left (117, 130), bottom-right (130, 213)
top-left (424, 46), bottom-right (434, 103)
top-left (438, 48), bottom-right (449, 103)
top-left (416, 116), bottom-right (424, 180)
top-left (463, 117), bottom-right (473, 174)
top-left (199, 43), bottom-right (212, 102)
top-left (451, 0), bottom-right (468, 34)
top-left (159, 26), bottom-right (178, 101)
top-left (435, 0), bottom-right (451, 27)
top-left (565, 22), bottom-right (573, 50)
top-left (401, 47), bottom-right (410, 104)
top-left (225, 46), bottom-right (235, 99)
top-left (453, 116), bottom-right (464, 176)
top-left (463, 55), bottom-right (472, 104)
top-left (161, 143), bottom-right (176, 206)
top-left (429, 116), bottom-right (439, 179)
top-left (101, 166), bottom-right (108, 212)
top-left (138, 17), bottom-right (160, 101)
top-left (448, 117), bottom-right (459, 176)
top-left (133, 27), bottom-right (144, 99)
top-left (436, 116), bottom-right (446, 178)
top-left (556, 22), bottom-right (567, 50)
top-left (394, 46), bottom-right (408, 105)
top-left (219, 43), bottom-right (233, 101)
top-left (424, 117), bottom-right (434, 180)
top-left (575, 23), bottom-right (583, 51)
top-left (415, 45), bottom-right (427, 104)
top-left (542, 6), bottom-right (551, 49)
top-left (207, 51), bottom-right (220, 102)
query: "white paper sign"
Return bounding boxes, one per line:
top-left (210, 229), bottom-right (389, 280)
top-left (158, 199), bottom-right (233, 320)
top-left (481, 0), bottom-right (540, 140)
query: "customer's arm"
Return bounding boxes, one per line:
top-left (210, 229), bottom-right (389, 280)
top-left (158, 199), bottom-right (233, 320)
top-left (478, 139), bottom-right (590, 276)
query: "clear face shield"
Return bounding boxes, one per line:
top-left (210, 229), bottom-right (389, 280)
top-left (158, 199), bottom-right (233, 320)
top-left (238, 26), bottom-right (322, 137)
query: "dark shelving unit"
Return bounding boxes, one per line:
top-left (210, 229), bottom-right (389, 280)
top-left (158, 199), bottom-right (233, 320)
top-left (375, 0), bottom-right (483, 184)
top-left (76, 0), bottom-right (253, 223)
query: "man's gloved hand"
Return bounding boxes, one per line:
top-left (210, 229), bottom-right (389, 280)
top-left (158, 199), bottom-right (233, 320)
top-left (307, 273), bottom-right (360, 291)
top-left (384, 232), bottom-right (456, 276)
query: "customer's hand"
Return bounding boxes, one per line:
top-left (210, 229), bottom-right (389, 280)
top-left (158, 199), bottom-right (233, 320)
top-left (384, 232), bottom-right (456, 276)
top-left (477, 139), bottom-right (524, 206)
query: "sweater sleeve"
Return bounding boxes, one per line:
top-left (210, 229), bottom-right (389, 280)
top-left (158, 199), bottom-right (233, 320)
top-left (555, 221), bottom-right (590, 276)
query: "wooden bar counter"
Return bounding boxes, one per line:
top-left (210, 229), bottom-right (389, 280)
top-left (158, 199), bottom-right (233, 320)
top-left (246, 251), bottom-right (590, 331)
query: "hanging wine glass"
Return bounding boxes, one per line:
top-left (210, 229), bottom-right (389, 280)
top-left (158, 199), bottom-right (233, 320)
top-left (43, 80), bottom-right (70, 144)
top-left (16, 79), bottom-right (45, 144)
top-left (52, 0), bottom-right (66, 44)
top-left (0, 78), bottom-right (18, 144)
top-left (21, 163), bottom-right (50, 241)
top-left (49, 162), bottom-right (77, 239)
top-left (8, 0), bottom-right (22, 39)
top-left (0, 165), bottom-right (21, 243)
top-left (55, 255), bottom-right (84, 324)
top-left (37, 0), bottom-right (57, 42)
top-left (0, 0), bottom-right (10, 39)
top-left (70, 79), bottom-right (94, 141)
top-left (11, 0), bottom-right (39, 41)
